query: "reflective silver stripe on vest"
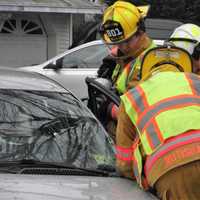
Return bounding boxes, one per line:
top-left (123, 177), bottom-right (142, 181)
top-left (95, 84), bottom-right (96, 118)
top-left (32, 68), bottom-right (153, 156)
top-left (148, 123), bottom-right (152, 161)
top-left (138, 96), bottom-right (200, 131)
top-left (145, 131), bottom-right (200, 172)
top-left (146, 122), bottom-right (161, 148)
top-left (186, 73), bottom-right (200, 95)
top-left (130, 86), bottom-right (146, 113)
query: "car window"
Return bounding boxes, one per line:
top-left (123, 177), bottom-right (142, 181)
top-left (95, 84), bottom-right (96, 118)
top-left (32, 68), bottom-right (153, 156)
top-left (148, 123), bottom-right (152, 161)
top-left (62, 44), bottom-right (109, 69)
top-left (0, 89), bottom-right (115, 169)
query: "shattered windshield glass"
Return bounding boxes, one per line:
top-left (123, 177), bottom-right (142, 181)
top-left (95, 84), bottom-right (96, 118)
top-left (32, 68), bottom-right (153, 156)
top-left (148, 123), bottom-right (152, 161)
top-left (0, 89), bottom-right (115, 169)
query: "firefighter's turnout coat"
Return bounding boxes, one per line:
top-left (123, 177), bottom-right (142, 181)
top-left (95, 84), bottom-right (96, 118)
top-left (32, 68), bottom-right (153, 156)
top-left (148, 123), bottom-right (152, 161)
top-left (116, 71), bottom-right (200, 188)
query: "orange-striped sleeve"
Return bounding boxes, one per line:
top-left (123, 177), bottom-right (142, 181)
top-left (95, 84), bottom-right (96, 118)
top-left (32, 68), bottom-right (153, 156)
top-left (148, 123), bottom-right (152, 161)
top-left (116, 102), bottom-right (137, 180)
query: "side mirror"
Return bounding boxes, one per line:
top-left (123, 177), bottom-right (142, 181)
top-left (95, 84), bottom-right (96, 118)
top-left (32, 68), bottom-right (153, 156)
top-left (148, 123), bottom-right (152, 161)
top-left (43, 62), bottom-right (56, 69)
top-left (44, 58), bottom-right (63, 71)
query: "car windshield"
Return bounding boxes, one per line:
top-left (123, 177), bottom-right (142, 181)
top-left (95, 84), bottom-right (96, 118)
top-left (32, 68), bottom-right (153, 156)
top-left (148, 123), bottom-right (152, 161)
top-left (0, 89), bottom-right (115, 169)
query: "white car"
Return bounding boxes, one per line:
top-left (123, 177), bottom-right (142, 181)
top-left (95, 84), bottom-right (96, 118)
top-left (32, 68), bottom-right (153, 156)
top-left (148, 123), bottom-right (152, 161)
top-left (20, 40), bottom-right (109, 100)
top-left (0, 67), bottom-right (158, 200)
top-left (20, 40), bottom-right (164, 100)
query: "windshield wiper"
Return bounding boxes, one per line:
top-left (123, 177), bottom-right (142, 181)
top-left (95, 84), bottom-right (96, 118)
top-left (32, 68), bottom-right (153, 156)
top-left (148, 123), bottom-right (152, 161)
top-left (0, 159), bottom-right (116, 177)
top-left (97, 164), bottom-right (120, 177)
top-left (97, 164), bottom-right (116, 172)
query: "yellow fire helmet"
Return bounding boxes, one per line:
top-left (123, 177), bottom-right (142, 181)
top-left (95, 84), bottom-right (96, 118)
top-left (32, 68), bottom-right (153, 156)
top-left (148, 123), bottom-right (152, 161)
top-left (139, 44), bottom-right (193, 80)
top-left (100, 1), bottom-right (150, 45)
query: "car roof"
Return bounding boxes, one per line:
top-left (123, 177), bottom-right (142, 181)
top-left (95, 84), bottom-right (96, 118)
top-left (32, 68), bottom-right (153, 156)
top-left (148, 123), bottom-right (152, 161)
top-left (49, 39), bottom-right (164, 60)
top-left (0, 67), bottom-right (68, 92)
top-left (34, 39), bottom-right (163, 67)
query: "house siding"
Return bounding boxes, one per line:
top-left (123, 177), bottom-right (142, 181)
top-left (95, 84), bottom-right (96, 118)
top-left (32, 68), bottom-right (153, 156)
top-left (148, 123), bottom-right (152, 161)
top-left (41, 13), bottom-right (70, 59)
top-left (0, 0), bottom-right (102, 66)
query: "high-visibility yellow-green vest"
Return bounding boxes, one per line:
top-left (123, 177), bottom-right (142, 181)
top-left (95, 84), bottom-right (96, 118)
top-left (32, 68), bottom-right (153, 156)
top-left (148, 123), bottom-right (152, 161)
top-left (112, 41), bottom-right (156, 94)
top-left (121, 71), bottom-right (200, 188)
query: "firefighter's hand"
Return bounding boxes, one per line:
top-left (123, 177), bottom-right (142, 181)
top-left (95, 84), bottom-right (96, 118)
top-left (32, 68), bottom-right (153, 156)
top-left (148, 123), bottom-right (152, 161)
top-left (97, 55), bottom-right (116, 80)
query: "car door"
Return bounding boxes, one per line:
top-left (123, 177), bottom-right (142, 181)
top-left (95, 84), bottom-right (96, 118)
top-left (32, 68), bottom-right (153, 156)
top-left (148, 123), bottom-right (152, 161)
top-left (41, 43), bottom-right (109, 100)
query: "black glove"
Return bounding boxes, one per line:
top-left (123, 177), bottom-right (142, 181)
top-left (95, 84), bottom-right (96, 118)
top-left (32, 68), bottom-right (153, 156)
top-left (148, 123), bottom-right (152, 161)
top-left (97, 55), bottom-right (116, 80)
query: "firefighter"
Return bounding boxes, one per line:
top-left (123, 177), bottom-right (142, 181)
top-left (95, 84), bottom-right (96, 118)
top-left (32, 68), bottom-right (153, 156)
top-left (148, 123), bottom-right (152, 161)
top-left (168, 23), bottom-right (200, 75)
top-left (98, 1), bottom-right (156, 138)
top-left (115, 44), bottom-right (200, 200)
top-left (99, 0), bottom-right (156, 95)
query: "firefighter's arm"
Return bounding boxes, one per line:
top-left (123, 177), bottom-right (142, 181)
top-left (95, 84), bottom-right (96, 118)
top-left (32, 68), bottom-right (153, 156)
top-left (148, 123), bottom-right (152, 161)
top-left (115, 102), bottom-right (137, 180)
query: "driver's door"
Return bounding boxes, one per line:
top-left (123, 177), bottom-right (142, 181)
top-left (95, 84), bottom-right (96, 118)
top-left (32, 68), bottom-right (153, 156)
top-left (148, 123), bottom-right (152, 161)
top-left (42, 44), bottom-right (109, 100)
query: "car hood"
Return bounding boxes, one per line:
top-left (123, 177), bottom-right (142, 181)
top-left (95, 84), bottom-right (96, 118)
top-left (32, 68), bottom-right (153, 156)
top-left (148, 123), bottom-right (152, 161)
top-left (0, 174), bottom-right (157, 200)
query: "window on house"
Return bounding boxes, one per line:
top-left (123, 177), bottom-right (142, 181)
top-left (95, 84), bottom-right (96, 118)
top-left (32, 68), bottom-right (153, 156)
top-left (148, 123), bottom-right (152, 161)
top-left (21, 20), bottom-right (43, 34)
top-left (0, 19), bottom-right (16, 33)
top-left (0, 18), bottom-right (44, 35)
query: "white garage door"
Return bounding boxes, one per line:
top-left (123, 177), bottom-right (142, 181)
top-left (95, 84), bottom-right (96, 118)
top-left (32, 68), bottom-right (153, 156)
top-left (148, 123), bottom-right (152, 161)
top-left (0, 15), bottom-right (47, 67)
